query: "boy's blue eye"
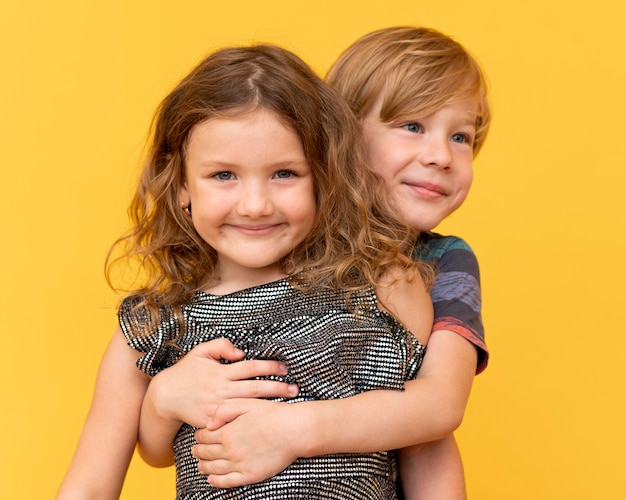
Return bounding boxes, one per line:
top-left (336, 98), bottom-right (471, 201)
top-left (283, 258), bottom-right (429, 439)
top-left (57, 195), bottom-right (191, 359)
top-left (451, 133), bottom-right (470, 144)
top-left (403, 123), bottom-right (423, 133)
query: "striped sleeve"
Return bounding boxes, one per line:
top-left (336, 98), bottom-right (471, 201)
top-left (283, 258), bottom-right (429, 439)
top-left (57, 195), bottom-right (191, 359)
top-left (415, 233), bottom-right (489, 374)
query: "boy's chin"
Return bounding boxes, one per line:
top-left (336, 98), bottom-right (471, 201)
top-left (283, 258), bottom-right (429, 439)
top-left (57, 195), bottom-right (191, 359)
top-left (402, 213), bottom-right (445, 233)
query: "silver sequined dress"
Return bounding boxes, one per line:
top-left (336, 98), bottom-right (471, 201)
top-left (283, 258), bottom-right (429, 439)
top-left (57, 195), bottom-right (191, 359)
top-left (120, 278), bottom-right (426, 499)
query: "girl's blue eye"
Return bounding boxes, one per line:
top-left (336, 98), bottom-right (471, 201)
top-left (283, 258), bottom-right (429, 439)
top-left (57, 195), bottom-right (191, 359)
top-left (215, 171), bottom-right (234, 180)
top-left (403, 123), bottom-right (423, 133)
top-left (274, 170), bottom-right (294, 179)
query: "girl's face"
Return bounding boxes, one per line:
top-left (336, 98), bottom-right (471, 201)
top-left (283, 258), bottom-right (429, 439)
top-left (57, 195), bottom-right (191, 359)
top-left (180, 108), bottom-right (316, 293)
top-left (362, 93), bottom-right (477, 232)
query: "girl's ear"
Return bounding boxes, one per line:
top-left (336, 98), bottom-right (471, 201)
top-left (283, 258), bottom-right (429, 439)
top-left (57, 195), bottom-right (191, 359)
top-left (179, 181), bottom-right (191, 208)
top-left (178, 185), bottom-right (191, 208)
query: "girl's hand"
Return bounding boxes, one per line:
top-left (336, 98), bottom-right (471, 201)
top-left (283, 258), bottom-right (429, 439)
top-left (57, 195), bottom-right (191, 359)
top-left (192, 399), bottom-right (299, 487)
top-left (147, 338), bottom-right (299, 428)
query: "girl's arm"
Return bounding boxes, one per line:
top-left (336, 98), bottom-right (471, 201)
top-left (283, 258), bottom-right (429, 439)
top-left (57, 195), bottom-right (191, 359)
top-left (56, 328), bottom-right (150, 500)
top-left (137, 338), bottom-right (299, 467)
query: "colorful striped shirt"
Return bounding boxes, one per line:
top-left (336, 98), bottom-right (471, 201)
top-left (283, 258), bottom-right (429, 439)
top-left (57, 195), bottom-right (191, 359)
top-left (415, 232), bottom-right (488, 374)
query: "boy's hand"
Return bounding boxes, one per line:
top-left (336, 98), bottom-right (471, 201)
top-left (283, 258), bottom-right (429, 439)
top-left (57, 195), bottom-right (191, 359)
top-left (193, 399), bottom-right (299, 487)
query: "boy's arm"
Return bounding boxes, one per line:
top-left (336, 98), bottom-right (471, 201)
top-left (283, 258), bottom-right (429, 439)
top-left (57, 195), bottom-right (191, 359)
top-left (288, 327), bottom-right (476, 455)
top-left (398, 435), bottom-right (466, 500)
top-left (193, 328), bottom-right (476, 487)
top-left (56, 329), bottom-right (150, 500)
top-left (192, 282), bottom-right (476, 488)
top-left (396, 331), bottom-right (475, 500)
top-left (137, 339), bottom-right (299, 467)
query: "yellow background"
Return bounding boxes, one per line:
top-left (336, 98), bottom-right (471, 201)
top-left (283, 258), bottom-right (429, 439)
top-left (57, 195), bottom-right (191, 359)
top-left (1, 1), bottom-right (624, 498)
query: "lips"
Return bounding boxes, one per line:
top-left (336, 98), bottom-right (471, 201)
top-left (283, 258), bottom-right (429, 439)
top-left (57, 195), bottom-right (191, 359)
top-left (406, 181), bottom-right (447, 199)
top-left (228, 224), bottom-right (281, 236)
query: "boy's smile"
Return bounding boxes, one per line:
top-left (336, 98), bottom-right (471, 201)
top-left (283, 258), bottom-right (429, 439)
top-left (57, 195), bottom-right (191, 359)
top-left (362, 95), bottom-right (477, 232)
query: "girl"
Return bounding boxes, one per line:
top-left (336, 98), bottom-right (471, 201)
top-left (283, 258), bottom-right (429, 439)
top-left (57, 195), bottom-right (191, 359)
top-left (185, 26), bottom-right (491, 499)
top-left (57, 44), bottom-right (433, 499)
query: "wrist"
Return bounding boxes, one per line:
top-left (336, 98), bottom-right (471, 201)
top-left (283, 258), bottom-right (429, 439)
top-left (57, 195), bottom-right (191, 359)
top-left (146, 373), bottom-right (182, 426)
top-left (288, 401), bottom-right (329, 458)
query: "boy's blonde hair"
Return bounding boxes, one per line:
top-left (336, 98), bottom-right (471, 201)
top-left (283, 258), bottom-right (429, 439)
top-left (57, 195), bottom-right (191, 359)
top-left (107, 44), bottom-right (422, 308)
top-left (327, 26), bottom-right (491, 155)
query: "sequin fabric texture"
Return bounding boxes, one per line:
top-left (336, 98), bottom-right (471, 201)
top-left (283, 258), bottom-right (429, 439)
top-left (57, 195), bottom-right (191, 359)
top-left (120, 278), bottom-right (426, 499)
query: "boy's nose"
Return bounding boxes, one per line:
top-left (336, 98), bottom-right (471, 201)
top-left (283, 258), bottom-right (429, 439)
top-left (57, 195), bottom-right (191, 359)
top-left (418, 137), bottom-right (452, 170)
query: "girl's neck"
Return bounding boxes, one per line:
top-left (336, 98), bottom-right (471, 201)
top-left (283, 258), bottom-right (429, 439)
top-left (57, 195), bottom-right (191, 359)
top-left (203, 263), bottom-right (288, 296)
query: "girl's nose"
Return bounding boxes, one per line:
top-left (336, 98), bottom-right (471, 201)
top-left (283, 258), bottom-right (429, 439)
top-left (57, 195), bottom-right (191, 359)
top-left (237, 183), bottom-right (274, 217)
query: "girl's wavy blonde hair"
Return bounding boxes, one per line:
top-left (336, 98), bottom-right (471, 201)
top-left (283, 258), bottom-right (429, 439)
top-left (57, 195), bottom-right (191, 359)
top-left (107, 44), bottom-right (425, 309)
top-left (326, 26), bottom-right (491, 155)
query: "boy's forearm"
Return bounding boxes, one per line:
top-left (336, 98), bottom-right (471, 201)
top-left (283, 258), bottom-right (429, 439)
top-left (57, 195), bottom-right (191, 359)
top-left (398, 435), bottom-right (466, 500)
top-left (293, 379), bottom-right (457, 457)
top-left (292, 330), bottom-right (476, 457)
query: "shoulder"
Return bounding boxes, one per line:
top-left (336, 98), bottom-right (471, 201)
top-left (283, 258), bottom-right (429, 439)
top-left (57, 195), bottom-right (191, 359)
top-left (416, 232), bottom-right (476, 261)
top-left (374, 266), bottom-right (434, 346)
top-left (417, 232), bottom-right (480, 278)
top-left (118, 295), bottom-right (179, 337)
top-left (117, 295), bottom-right (186, 375)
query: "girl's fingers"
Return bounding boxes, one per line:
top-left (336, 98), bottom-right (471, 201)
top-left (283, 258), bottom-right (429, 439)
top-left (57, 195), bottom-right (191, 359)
top-left (224, 360), bottom-right (300, 399)
top-left (191, 338), bottom-right (245, 362)
top-left (233, 378), bottom-right (299, 399)
top-left (226, 359), bottom-right (288, 380)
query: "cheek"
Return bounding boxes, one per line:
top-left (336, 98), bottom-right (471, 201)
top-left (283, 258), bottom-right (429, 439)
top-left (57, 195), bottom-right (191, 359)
top-left (451, 172), bottom-right (473, 212)
top-left (285, 184), bottom-right (316, 231)
top-left (384, 189), bottom-right (404, 219)
top-left (300, 197), bottom-right (317, 229)
top-left (363, 138), bottom-right (390, 174)
top-left (369, 144), bottom-right (407, 182)
top-left (461, 169), bottom-right (474, 194)
top-left (455, 157), bottom-right (474, 194)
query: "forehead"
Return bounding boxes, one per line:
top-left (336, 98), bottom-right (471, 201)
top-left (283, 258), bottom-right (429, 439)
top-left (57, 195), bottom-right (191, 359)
top-left (189, 107), bottom-right (292, 138)
top-left (376, 88), bottom-right (481, 123)
top-left (375, 64), bottom-right (482, 115)
top-left (185, 108), bottom-right (306, 165)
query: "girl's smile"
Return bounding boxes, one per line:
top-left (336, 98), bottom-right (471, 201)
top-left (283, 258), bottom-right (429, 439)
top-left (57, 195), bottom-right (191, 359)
top-left (180, 108), bottom-right (316, 293)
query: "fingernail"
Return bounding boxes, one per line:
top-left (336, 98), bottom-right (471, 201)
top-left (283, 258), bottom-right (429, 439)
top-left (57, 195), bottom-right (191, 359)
top-left (280, 363), bottom-right (288, 374)
top-left (287, 384), bottom-right (299, 396)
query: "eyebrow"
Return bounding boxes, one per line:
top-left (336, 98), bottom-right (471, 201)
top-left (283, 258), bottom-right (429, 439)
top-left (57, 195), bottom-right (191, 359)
top-left (196, 159), bottom-right (309, 169)
top-left (454, 118), bottom-right (478, 129)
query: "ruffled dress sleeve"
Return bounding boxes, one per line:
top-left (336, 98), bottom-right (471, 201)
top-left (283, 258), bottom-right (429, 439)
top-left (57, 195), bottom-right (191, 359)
top-left (118, 296), bottom-right (185, 376)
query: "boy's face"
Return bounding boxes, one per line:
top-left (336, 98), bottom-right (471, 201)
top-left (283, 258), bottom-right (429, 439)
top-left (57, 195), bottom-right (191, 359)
top-left (362, 94), bottom-right (477, 232)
